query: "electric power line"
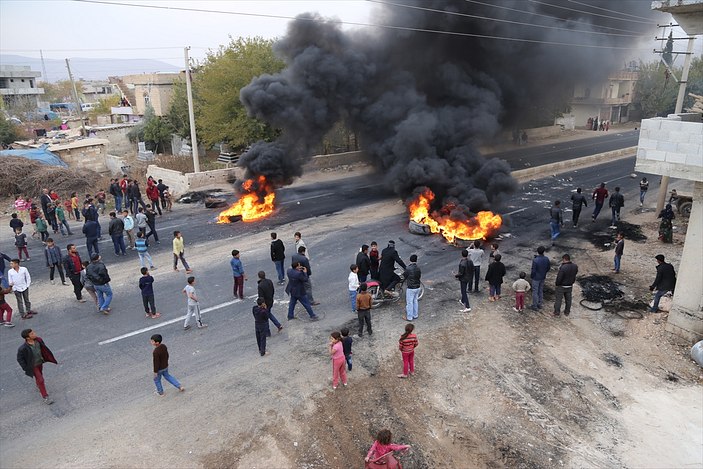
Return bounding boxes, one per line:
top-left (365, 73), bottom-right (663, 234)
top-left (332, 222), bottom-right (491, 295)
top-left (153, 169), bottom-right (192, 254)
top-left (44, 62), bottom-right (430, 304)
top-left (566, 0), bottom-right (654, 21)
top-left (68, 0), bottom-right (655, 51)
top-left (527, 0), bottom-right (653, 25)
top-left (370, 0), bottom-right (641, 37)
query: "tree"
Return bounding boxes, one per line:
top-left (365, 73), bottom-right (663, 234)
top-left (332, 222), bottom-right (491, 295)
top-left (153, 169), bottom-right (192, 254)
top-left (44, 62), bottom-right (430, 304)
top-left (0, 118), bottom-right (23, 147)
top-left (89, 95), bottom-right (121, 117)
top-left (634, 58), bottom-right (703, 118)
top-left (127, 106), bottom-right (173, 153)
top-left (194, 36), bottom-right (284, 149)
top-left (167, 79), bottom-right (190, 139)
top-left (41, 80), bottom-right (81, 103)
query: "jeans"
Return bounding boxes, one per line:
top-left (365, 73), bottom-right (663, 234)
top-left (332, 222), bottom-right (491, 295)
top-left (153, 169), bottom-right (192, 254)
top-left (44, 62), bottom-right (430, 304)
top-left (650, 290), bottom-right (668, 312)
top-left (554, 285), bottom-right (573, 315)
top-left (174, 253), bottom-right (190, 270)
top-left (59, 219), bottom-right (73, 235)
top-left (640, 190), bottom-right (646, 204)
top-left (14, 289), bottom-right (31, 315)
top-left (48, 263), bottom-right (65, 283)
top-left (287, 294), bottom-right (316, 319)
top-left (145, 223), bottom-right (159, 243)
top-left (112, 234), bottom-right (126, 255)
top-left (489, 284), bottom-right (502, 297)
top-left (267, 306), bottom-right (282, 330)
top-left (357, 309), bottom-right (372, 336)
top-left (357, 273), bottom-right (368, 283)
top-left (274, 260), bottom-right (285, 282)
top-left (349, 289), bottom-right (357, 312)
top-left (460, 280), bottom-right (470, 308)
top-left (550, 221), bottom-right (561, 241)
top-left (614, 254), bottom-right (621, 273)
top-left (154, 368), bottom-right (181, 394)
top-left (611, 207), bottom-right (621, 225)
top-left (94, 283), bottom-right (113, 311)
top-left (531, 279), bottom-right (545, 308)
top-left (115, 194), bottom-right (123, 212)
top-left (86, 237), bottom-right (99, 258)
top-left (572, 208), bottom-right (582, 226)
top-left (304, 277), bottom-right (315, 302)
top-left (255, 323), bottom-right (270, 355)
top-left (472, 266), bottom-right (480, 291)
top-left (345, 354), bottom-right (352, 371)
top-left (233, 276), bottom-right (244, 299)
top-left (138, 251), bottom-right (154, 268)
top-left (406, 287), bottom-right (420, 320)
top-left (593, 201), bottom-right (604, 219)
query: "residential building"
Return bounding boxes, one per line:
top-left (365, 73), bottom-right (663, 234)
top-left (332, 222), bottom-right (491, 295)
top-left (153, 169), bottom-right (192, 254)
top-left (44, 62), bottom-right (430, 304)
top-left (81, 80), bottom-right (118, 103)
top-left (0, 65), bottom-right (45, 109)
top-left (109, 72), bottom-right (183, 117)
top-left (568, 66), bottom-right (639, 128)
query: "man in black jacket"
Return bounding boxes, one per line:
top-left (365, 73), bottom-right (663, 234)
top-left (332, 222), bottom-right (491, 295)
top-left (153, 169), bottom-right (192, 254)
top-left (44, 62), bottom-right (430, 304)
top-left (380, 240), bottom-right (406, 295)
top-left (609, 186), bottom-right (625, 227)
top-left (63, 244), bottom-right (85, 302)
top-left (404, 254), bottom-right (422, 321)
top-left (456, 249), bottom-right (474, 312)
top-left (156, 179), bottom-right (169, 207)
top-left (649, 254), bottom-right (676, 313)
top-left (270, 232), bottom-right (286, 285)
top-left (570, 188), bottom-right (588, 227)
top-left (86, 254), bottom-right (112, 314)
top-left (292, 246), bottom-right (317, 305)
top-left (16, 328), bottom-right (57, 405)
top-left (108, 211), bottom-right (126, 256)
top-left (257, 271), bottom-right (282, 334)
top-left (554, 254), bottom-right (578, 317)
top-left (355, 244), bottom-right (371, 283)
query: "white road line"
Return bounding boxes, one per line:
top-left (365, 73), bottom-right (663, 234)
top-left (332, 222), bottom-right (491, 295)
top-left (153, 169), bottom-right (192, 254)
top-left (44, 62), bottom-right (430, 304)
top-left (504, 207), bottom-right (528, 216)
top-left (280, 192), bottom-right (335, 205)
top-left (98, 299), bottom-right (241, 345)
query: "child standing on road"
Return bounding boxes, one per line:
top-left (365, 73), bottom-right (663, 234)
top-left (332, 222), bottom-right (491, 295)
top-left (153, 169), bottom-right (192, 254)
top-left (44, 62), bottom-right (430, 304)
top-left (80, 261), bottom-right (98, 309)
top-left (398, 323), bottom-right (418, 379)
top-left (15, 228), bottom-right (30, 260)
top-left (173, 231), bottom-right (192, 274)
top-left (511, 272), bottom-right (531, 312)
top-left (139, 267), bottom-right (161, 319)
top-left (150, 334), bottom-right (185, 396)
top-left (485, 254), bottom-right (507, 302)
top-left (341, 327), bottom-right (353, 371)
top-left (348, 264), bottom-right (359, 313)
top-left (356, 283), bottom-right (373, 337)
top-left (35, 215), bottom-right (49, 243)
top-left (183, 276), bottom-right (206, 330)
top-left (135, 232), bottom-right (156, 269)
top-left (329, 331), bottom-right (347, 389)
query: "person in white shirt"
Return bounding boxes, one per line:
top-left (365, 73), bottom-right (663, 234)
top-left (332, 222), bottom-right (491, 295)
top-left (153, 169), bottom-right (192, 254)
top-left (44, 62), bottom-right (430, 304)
top-left (348, 264), bottom-right (360, 313)
top-left (121, 210), bottom-right (136, 249)
top-left (294, 232), bottom-right (309, 259)
top-left (7, 259), bottom-right (35, 319)
top-left (467, 242), bottom-right (484, 293)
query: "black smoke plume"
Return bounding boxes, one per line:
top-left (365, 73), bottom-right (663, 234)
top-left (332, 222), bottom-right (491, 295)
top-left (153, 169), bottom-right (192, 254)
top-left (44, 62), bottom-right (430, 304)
top-left (239, 0), bottom-right (658, 212)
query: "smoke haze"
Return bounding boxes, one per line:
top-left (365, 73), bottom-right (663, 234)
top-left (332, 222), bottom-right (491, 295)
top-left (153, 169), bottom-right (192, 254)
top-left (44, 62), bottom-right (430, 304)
top-left (239, 0), bottom-right (659, 212)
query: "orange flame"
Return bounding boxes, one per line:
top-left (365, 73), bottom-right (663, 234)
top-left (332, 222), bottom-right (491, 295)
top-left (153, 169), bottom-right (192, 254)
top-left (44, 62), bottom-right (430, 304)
top-left (217, 176), bottom-right (275, 223)
top-left (408, 188), bottom-right (502, 242)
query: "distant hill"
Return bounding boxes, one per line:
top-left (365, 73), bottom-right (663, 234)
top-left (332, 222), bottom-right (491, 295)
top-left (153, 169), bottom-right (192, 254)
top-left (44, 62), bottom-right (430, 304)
top-left (0, 54), bottom-right (180, 82)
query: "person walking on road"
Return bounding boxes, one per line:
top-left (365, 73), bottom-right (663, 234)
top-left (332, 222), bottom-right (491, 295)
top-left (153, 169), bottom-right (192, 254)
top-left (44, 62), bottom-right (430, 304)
top-left (292, 246), bottom-right (317, 305)
top-left (43, 238), bottom-right (67, 285)
top-left (230, 250), bottom-right (247, 299)
top-left (549, 200), bottom-right (563, 246)
top-left (485, 253), bottom-right (506, 302)
top-left (150, 334), bottom-right (185, 396)
top-left (456, 249), bottom-right (474, 312)
top-left (135, 232), bottom-right (156, 269)
top-left (397, 323), bottom-right (418, 379)
top-left (144, 205), bottom-right (160, 244)
top-left (63, 244), bottom-right (85, 302)
top-left (54, 202), bottom-right (72, 236)
top-left (183, 276), bottom-right (206, 330)
top-left (613, 232), bottom-right (625, 273)
top-left (530, 246), bottom-right (550, 311)
top-left (253, 297), bottom-right (270, 356)
top-left (86, 254), bottom-right (112, 315)
top-left (553, 254), bottom-right (578, 317)
top-left (8, 259), bottom-right (35, 319)
top-left (591, 183), bottom-right (609, 221)
top-left (140, 267), bottom-right (160, 319)
top-left (14, 228), bottom-right (29, 261)
top-left (649, 254), bottom-right (677, 313)
top-left (608, 186), bottom-right (625, 228)
top-left (135, 207), bottom-right (148, 237)
top-left (639, 177), bottom-right (649, 206)
top-left (355, 245), bottom-right (371, 283)
top-left (404, 254), bottom-right (422, 321)
top-left (108, 211), bottom-right (126, 256)
top-left (512, 272), bottom-right (531, 312)
top-left (16, 328), bottom-right (57, 405)
top-left (172, 231), bottom-right (192, 273)
top-left (329, 331), bottom-right (347, 389)
top-left (122, 210), bottom-right (136, 250)
top-left (285, 261), bottom-right (318, 321)
top-left (80, 261), bottom-right (98, 310)
top-left (467, 242), bottom-right (483, 293)
top-left (82, 219), bottom-right (100, 259)
top-left (257, 271), bottom-right (283, 333)
top-left (356, 283), bottom-right (373, 337)
top-left (570, 188), bottom-right (588, 227)
top-left (270, 232), bottom-right (286, 285)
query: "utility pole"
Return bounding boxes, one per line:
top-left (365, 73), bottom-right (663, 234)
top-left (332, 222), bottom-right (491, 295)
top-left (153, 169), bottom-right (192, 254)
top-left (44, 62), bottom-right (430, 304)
top-left (65, 58), bottom-right (87, 137)
top-left (652, 26), bottom-right (697, 214)
top-left (40, 50), bottom-right (49, 83)
top-left (184, 46), bottom-right (200, 173)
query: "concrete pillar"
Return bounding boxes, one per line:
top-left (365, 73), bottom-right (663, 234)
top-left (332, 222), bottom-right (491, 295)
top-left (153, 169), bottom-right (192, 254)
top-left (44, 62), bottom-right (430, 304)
top-left (666, 181), bottom-right (703, 342)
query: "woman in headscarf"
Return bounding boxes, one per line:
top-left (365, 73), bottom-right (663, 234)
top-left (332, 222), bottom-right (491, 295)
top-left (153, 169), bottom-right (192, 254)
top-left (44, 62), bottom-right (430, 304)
top-left (658, 204), bottom-right (675, 243)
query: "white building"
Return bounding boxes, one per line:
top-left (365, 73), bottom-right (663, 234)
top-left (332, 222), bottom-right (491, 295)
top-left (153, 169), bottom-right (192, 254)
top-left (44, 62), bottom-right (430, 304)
top-left (0, 65), bottom-right (44, 109)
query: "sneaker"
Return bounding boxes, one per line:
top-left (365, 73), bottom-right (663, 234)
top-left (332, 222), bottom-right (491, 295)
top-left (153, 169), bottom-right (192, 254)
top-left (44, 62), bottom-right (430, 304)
top-left (309, 316), bottom-right (320, 321)
top-left (100, 310), bottom-right (109, 315)
top-left (277, 326), bottom-right (284, 333)
top-left (311, 301), bottom-right (321, 306)
top-left (43, 397), bottom-right (54, 405)
top-left (332, 386), bottom-right (337, 390)
top-left (62, 282), bottom-right (68, 286)
top-left (183, 325), bottom-right (191, 330)
top-left (179, 387), bottom-right (185, 392)
top-left (4, 322), bottom-right (15, 328)
top-left (513, 307), bottom-right (519, 312)
top-left (50, 280), bottom-right (55, 285)
top-left (77, 298), bottom-right (87, 303)
top-left (150, 266), bottom-right (157, 270)
top-left (460, 308), bottom-right (471, 313)
top-left (197, 323), bottom-right (208, 328)
top-left (342, 383), bottom-right (347, 387)
top-left (154, 391), bottom-right (164, 396)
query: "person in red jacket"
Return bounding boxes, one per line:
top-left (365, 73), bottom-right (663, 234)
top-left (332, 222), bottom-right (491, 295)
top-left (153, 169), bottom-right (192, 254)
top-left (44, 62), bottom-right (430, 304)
top-left (146, 184), bottom-right (162, 216)
top-left (16, 329), bottom-right (58, 405)
top-left (365, 429), bottom-right (410, 468)
top-left (591, 182), bottom-right (609, 221)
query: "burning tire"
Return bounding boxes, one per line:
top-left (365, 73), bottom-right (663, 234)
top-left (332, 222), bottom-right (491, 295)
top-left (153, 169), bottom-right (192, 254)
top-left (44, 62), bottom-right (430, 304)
top-left (408, 220), bottom-right (432, 235)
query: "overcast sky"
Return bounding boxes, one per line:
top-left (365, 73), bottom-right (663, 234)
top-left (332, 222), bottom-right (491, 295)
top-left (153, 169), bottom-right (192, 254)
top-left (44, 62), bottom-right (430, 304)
top-left (0, 0), bottom-right (374, 66)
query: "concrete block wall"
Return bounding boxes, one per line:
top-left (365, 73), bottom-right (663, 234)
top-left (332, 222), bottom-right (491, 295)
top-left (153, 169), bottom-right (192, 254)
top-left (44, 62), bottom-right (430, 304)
top-left (56, 144), bottom-right (109, 173)
top-left (636, 117), bottom-right (703, 181)
top-left (93, 125), bottom-right (136, 157)
top-left (145, 165), bottom-right (241, 197)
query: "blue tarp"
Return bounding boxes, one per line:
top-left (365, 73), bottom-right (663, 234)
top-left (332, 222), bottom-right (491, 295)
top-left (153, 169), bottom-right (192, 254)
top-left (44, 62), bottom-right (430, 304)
top-left (0, 144), bottom-right (68, 167)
